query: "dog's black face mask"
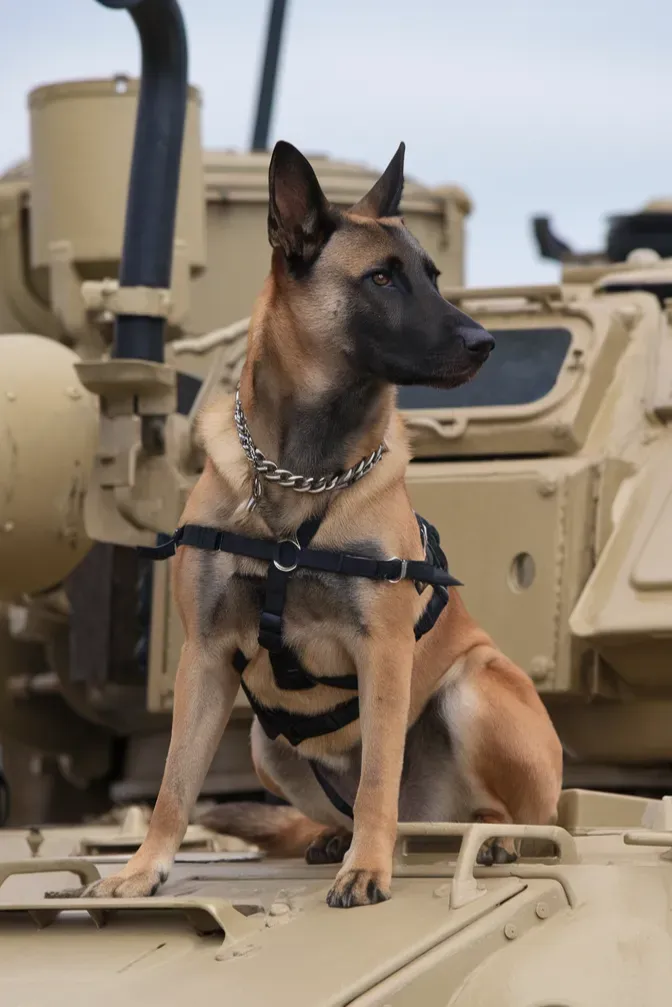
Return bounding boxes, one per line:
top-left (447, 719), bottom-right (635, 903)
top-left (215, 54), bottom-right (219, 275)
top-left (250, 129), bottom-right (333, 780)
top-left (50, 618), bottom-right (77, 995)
top-left (267, 140), bottom-right (494, 391)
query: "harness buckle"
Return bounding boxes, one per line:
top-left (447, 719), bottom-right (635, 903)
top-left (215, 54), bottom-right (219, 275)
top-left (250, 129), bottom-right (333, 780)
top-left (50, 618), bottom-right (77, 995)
top-left (386, 557), bottom-right (408, 583)
top-left (273, 532), bottom-right (301, 573)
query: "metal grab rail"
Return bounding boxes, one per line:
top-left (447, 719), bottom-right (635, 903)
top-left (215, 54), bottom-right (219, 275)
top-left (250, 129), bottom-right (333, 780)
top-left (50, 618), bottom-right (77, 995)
top-left (0, 858), bottom-right (101, 892)
top-left (395, 822), bottom-right (579, 909)
top-left (0, 894), bottom-right (261, 939)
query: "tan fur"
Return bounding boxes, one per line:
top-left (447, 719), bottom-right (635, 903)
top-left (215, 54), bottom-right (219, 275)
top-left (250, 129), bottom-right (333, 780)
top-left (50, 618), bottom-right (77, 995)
top-left (199, 803), bottom-right (327, 858)
top-left (69, 147), bottom-right (563, 908)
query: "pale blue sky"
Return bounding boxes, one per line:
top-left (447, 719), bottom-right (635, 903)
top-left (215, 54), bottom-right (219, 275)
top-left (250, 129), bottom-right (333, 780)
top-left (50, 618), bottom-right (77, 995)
top-left (2, 0), bottom-right (669, 284)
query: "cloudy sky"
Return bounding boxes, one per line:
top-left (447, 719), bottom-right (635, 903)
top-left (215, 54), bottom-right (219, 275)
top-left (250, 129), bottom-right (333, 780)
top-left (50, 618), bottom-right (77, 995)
top-left (2, 0), bottom-right (669, 285)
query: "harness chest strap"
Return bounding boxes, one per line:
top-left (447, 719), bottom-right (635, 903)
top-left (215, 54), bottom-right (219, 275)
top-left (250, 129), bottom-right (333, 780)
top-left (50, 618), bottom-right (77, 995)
top-left (138, 514), bottom-right (461, 748)
top-left (140, 522), bottom-right (460, 590)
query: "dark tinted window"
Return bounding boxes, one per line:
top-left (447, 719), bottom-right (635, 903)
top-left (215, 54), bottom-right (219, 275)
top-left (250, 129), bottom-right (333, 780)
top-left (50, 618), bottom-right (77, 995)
top-left (397, 327), bottom-right (572, 409)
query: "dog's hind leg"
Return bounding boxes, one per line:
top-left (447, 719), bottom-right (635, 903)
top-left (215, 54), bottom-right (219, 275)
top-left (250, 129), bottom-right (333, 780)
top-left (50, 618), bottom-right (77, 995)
top-left (441, 646), bottom-right (563, 866)
top-left (201, 718), bottom-right (353, 861)
top-left (51, 639), bottom-right (241, 899)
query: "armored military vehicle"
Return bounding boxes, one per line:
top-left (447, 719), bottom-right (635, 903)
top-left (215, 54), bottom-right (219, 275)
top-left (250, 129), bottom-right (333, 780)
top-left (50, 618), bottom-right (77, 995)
top-left (1, 0), bottom-right (672, 1002)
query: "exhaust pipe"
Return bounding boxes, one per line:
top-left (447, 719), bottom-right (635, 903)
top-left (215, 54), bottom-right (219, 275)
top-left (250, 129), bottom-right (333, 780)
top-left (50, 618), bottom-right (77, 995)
top-left (96, 0), bottom-right (188, 363)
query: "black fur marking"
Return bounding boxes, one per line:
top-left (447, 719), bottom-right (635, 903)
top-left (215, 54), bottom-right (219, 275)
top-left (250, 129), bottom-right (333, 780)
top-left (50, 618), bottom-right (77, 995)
top-left (268, 140), bottom-right (340, 270)
top-left (197, 557), bottom-right (264, 640)
top-left (335, 225), bottom-right (493, 389)
top-left (277, 376), bottom-right (388, 481)
top-left (349, 142), bottom-right (405, 219)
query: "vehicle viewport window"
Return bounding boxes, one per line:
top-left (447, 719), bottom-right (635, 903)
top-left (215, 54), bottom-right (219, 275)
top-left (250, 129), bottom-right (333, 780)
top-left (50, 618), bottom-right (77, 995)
top-left (397, 327), bottom-right (572, 409)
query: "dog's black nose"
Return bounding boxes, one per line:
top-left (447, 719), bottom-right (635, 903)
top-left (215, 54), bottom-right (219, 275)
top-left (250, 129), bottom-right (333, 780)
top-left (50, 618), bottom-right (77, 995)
top-left (459, 325), bottom-right (495, 357)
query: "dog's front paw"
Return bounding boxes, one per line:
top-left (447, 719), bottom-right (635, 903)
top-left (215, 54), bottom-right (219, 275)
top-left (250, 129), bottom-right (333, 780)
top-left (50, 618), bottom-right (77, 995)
top-left (326, 866), bottom-right (391, 908)
top-left (46, 864), bottom-right (168, 900)
top-left (306, 829), bottom-right (352, 865)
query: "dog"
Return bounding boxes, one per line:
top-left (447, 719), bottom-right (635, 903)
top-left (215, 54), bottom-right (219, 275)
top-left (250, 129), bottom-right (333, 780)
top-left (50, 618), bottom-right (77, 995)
top-left (64, 140), bottom-right (563, 909)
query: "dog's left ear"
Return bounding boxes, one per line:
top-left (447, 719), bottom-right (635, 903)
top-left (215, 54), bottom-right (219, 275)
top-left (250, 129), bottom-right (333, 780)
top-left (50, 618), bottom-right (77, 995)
top-left (349, 142), bottom-right (405, 219)
top-left (268, 140), bottom-right (337, 267)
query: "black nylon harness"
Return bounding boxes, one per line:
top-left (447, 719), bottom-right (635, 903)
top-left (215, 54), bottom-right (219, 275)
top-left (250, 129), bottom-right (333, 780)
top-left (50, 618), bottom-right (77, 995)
top-left (138, 513), bottom-right (459, 749)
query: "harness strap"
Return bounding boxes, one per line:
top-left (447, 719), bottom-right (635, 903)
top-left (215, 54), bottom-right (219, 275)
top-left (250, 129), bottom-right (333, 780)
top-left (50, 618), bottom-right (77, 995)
top-left (138, 523), bottom-right (462, 589)
top-left (233, 650), bottom-right (357, 697)
top-left (258, 515), bottom-right (321, 657)
top-left (140, 513), bottom-right (457, 748)
top-left (414, 583), bottom-right (448, 640)
top-left (309, 761), bottom-right (354, 821)
top-left (236, 670), bottom-right (361, 749)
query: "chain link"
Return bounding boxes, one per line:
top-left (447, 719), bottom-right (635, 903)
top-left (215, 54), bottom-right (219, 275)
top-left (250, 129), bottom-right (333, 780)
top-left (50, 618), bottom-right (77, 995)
top-left (234, 385), bottom-right (387, 498)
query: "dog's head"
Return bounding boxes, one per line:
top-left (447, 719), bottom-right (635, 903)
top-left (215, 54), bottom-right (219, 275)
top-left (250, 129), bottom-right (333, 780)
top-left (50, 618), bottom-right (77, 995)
top-left (266, 140), bottom-right (494, 389)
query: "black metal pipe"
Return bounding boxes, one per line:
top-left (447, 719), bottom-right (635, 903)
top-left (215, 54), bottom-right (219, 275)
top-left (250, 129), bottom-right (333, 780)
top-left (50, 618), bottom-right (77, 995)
top-left (251, 0), bottom-right (289, 151)
top-left (96, 0), bottom-right (188, 362)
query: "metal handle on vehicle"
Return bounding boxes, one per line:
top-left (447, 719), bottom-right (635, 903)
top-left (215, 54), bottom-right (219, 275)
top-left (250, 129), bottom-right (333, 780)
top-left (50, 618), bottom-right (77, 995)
top-left (396, 822), bottom-right (579, 909)
top-left (0, 858), bottom-right (101, 892)
top-left (0, 894), bottom-right (261, 941)
top-left (403, 414), bottom-right (469, 440)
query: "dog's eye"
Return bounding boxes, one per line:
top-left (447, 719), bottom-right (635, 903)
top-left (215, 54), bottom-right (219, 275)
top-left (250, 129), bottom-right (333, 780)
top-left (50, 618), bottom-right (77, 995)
top-left (371, 271), bottom-right (392, 286)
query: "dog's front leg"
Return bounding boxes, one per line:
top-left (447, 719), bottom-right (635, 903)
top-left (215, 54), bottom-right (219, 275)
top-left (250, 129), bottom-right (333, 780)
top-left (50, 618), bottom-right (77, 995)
top-left (327, 627), bottom-right (415, 908)
top-left (56, 639), bottom-right (239, 899)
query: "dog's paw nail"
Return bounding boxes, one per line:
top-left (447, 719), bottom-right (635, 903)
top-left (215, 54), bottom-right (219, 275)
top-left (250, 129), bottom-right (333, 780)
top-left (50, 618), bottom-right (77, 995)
top-left (326, 868), bottom-right (390, 908)
top-left (49, 867), bottom-right (168, 900)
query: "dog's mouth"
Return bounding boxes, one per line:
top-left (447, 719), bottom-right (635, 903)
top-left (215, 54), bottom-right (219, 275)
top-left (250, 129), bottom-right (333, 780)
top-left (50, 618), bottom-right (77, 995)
top-left (425, 359), bottom-right (487, 391)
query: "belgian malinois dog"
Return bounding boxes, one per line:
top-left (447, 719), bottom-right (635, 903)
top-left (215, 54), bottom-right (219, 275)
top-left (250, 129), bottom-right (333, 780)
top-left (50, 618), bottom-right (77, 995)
top-left (65, 140), bottom-right (562, 908)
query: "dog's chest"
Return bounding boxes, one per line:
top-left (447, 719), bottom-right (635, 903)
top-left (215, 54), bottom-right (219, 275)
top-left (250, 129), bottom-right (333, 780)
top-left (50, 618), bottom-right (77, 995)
top-left (198, 553), bottom-right (370, 657)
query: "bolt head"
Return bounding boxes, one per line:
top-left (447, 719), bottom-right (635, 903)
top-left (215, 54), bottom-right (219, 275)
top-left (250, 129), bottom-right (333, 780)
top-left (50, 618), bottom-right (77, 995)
top-left (537, 476), bottom-right (558, 497)
top-left (530, 656), bottom-right (554, 681)
top-left (269, 901), bottom-right (290, 917)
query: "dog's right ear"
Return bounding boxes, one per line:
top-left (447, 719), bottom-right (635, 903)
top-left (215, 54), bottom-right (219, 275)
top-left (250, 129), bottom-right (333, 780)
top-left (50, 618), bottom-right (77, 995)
top-left (268, 141), bottom-right (336, 268)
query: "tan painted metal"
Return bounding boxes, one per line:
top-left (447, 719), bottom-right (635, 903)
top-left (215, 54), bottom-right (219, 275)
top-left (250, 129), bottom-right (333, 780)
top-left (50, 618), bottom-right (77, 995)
top-left (28, 78), bottom-right (206, 275)
top-left (1, 791), bottom-right (672, 1005)
top-left (0, 334), bottom-right (98, 600)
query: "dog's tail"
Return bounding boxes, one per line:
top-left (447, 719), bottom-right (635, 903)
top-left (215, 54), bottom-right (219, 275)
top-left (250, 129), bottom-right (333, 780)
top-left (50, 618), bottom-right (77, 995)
top-left (199, 801), bottom-right (326, 858)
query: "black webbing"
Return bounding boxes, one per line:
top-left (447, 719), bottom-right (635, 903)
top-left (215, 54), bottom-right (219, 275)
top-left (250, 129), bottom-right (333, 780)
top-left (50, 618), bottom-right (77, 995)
top-left (138, 522), bottom-right (461, 589)
top-left (144, 512), bottom-right (457, 747)
top-left (237, 673), bottom-right (361, 748)
top-left (310, 761), bottom-right (354, 820)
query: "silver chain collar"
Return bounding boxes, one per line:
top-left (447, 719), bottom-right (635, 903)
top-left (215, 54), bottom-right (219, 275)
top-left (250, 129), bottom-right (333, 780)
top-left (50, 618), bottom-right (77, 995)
top-left (234, 385), bottom-right (387, 510)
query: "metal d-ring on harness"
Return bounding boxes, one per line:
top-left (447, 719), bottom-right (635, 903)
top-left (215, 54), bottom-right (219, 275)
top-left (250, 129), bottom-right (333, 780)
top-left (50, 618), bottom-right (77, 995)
top-left (138, 512), bottom-right (461, 750)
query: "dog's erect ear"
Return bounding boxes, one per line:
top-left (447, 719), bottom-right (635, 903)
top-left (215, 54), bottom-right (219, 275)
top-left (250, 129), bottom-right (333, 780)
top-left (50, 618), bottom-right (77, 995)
top-left (268, 141), bottom-right (336, 266)
top-left (349, 142), bottom-right (405, 219)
